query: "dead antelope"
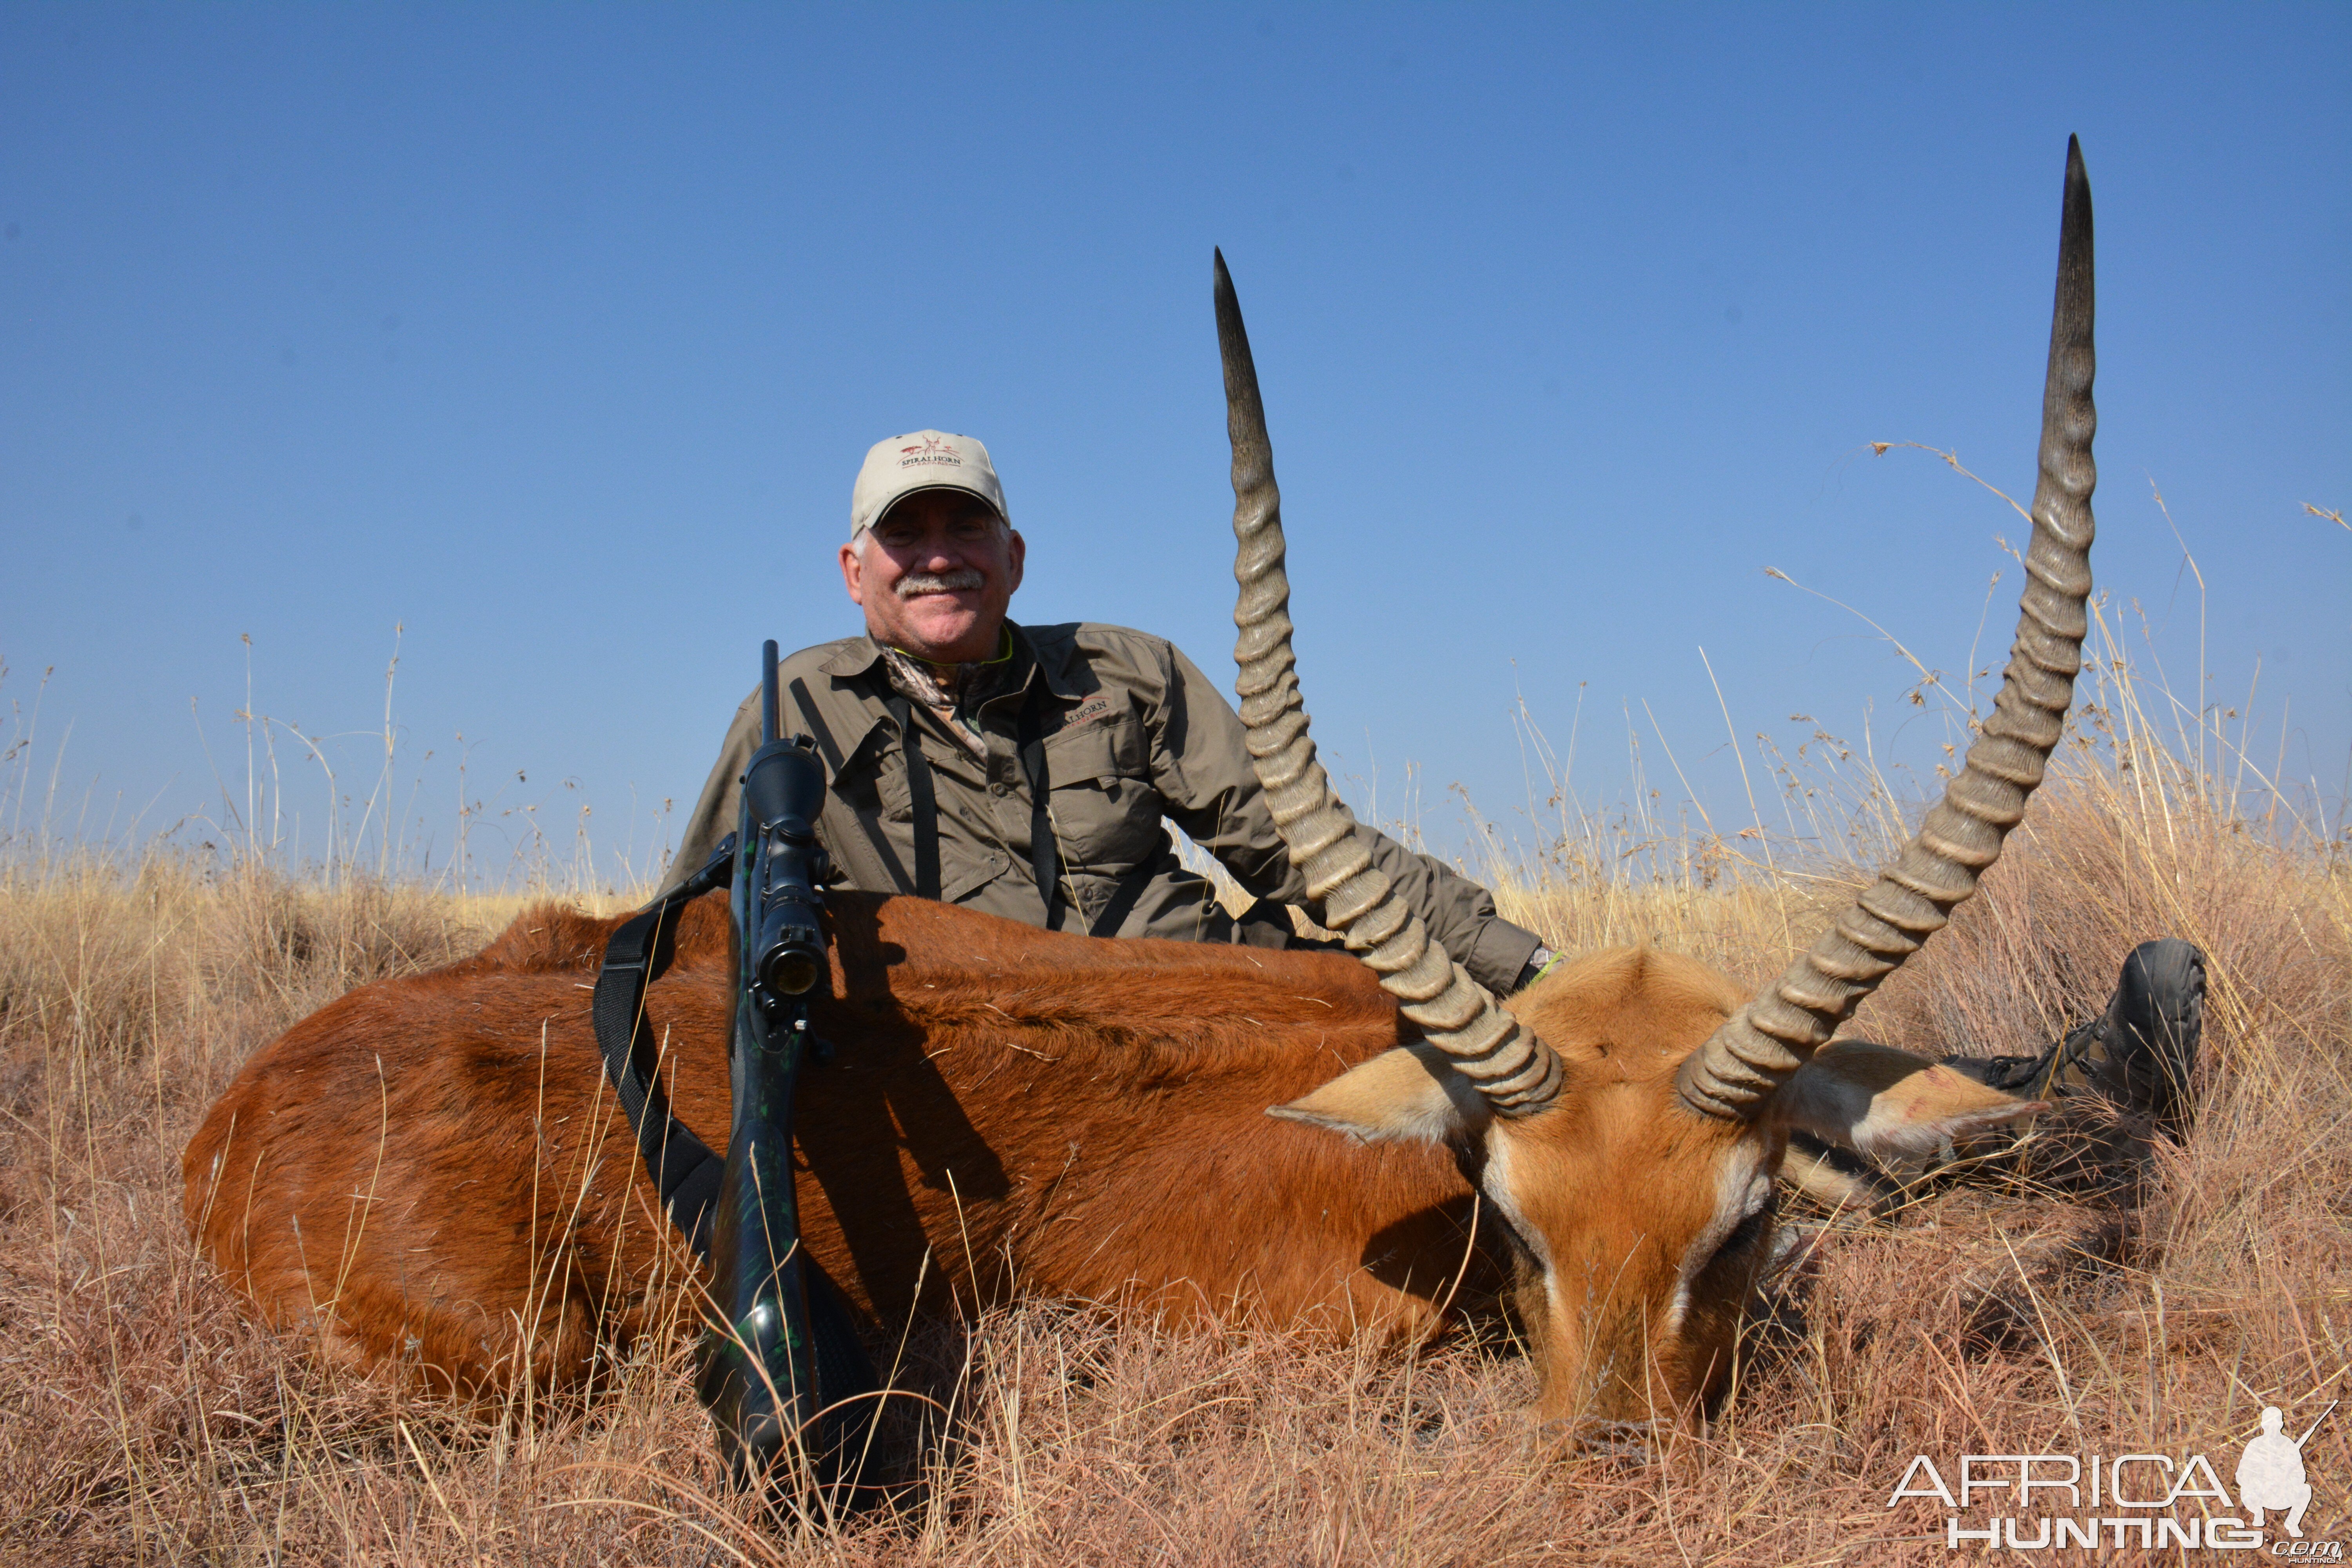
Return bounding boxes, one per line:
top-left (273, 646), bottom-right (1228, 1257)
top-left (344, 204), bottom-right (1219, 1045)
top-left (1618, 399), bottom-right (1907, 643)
top-left (184, 139), bottom-right (2096, 1432)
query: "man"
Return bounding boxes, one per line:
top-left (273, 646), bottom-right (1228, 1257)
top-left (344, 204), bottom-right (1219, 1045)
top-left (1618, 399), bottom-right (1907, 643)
top-left (659, 429), bottom-right (1555, 996)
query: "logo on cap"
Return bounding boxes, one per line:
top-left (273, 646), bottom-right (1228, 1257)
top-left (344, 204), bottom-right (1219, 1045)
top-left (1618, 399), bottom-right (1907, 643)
top-left (898, 434), bottom-right (964, 468)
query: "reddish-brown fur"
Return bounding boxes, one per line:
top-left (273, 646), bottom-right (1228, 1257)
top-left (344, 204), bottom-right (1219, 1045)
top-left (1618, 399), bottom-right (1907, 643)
top-left (185, 892), bottom-right (2014, 1427)
top-left (1479, 948), bottom-right (1768, 1424)
top-left (182, 893), bottom-right (1500, 1395)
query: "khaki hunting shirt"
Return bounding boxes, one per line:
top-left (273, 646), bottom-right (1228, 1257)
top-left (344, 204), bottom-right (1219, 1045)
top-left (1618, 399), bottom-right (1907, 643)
top-left (659, 621), bottom-right (1541, 996)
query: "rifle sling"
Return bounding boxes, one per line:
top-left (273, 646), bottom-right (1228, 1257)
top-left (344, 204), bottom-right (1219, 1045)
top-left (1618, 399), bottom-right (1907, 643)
top-left (590, 838), bottom-right (733, 1258)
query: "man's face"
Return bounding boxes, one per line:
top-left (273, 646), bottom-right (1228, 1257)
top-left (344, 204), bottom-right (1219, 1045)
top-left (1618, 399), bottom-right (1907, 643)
top-left (838, 489), bottom-right (1026, 664)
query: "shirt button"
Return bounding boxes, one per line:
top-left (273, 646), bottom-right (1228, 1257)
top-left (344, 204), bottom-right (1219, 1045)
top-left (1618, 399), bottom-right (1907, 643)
top-left (989, 782), bottom-right (1010, 797)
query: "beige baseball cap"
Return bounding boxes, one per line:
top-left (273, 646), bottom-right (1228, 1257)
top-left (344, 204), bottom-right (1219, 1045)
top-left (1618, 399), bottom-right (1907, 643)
top-left (849, 430), bottom-right (1008, 538)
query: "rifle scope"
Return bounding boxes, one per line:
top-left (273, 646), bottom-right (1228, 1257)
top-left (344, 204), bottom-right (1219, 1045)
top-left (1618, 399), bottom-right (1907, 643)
top-left (743, 639), bottom-right (829, 1002)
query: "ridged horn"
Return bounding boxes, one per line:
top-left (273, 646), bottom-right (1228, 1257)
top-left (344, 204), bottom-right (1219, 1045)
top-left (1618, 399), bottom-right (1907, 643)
top-left (1675, 137), bottom-right (2098, 1120)
top-left (1216, 249), bottom-right (1566, 1116)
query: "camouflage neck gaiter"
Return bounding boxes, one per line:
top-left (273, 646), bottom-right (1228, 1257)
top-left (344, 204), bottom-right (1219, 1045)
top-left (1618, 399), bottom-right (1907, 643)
top-left (878, 628), bottom-right (1018, 759)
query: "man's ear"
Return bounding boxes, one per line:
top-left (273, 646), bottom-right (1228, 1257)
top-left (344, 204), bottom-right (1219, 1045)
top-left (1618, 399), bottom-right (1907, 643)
top-left (1267, 1045), bottom-right (1493, 1146)
top-left (840, 538), bottom-right (869, 606)
top-left (1773, 1040), bottom-right (2047, 1165)
top-left (1005, 526), bottom-right (1025, 593)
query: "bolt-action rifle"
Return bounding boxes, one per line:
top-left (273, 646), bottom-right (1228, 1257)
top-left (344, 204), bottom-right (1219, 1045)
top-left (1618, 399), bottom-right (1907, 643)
top-left (693, 638), bottom-right (842, 1485)
top-left (593, 640), bottom-right (878, 1504)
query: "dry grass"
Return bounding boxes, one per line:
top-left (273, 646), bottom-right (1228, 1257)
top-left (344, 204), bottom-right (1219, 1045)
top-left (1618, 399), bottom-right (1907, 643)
top-left (5, 644), bottom-right (2350, 1565)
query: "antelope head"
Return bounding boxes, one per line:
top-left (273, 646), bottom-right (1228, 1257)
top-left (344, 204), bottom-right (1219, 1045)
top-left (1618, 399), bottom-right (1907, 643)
top-left (1225, 138), bottom-right (2096, 1431)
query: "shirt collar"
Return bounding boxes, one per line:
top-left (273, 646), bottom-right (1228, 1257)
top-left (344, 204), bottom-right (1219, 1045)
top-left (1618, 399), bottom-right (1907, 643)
top-left (1015, 622), bottom-right (1085, 701)
top-left (817, 635), bottom-right (889, 680)
top-left (818, 621), bottom-right (1083, 704)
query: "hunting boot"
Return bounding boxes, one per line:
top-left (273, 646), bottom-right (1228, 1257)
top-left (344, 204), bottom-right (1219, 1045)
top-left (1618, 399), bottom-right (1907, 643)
top-left (1941, 938), bottom-right (2207, 1192)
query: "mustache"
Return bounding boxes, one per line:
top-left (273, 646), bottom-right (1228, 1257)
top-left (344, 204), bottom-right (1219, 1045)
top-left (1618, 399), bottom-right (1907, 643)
top-left (897, 568), bottom-right (985, 598)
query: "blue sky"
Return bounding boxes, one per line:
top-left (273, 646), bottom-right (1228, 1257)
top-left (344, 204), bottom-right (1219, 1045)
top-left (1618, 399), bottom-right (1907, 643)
top-left (4, 4), bottom-right (2346, 886)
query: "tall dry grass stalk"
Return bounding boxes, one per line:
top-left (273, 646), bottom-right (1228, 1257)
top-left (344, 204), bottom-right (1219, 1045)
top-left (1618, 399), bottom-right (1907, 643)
top-left (4, 634), bottom-right (2347, 1565)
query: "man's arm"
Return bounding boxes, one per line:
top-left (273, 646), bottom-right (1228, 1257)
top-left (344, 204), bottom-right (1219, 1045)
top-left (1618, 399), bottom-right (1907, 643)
top-left (1147, 640), bottom-right (1545, 996)
top-left (655, 688), bottom-right (764, 899)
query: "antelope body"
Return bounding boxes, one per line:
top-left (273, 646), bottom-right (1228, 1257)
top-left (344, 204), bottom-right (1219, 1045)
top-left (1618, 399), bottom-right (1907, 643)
top-left (181, 889), bottom-right (2030, 1423)
top-left (184, 141), bottom-right (2100, 1431)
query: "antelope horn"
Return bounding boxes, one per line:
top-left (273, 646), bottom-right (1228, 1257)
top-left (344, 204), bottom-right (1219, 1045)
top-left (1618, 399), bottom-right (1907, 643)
top-left (1216, 249), bottom-right (1566, 1116)
top-left (1675, 137), bottom-right (2098, 1120)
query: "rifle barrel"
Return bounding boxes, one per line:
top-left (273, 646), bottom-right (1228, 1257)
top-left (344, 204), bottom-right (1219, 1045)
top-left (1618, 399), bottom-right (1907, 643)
top-left (761, 639), bottom-right (780, 747)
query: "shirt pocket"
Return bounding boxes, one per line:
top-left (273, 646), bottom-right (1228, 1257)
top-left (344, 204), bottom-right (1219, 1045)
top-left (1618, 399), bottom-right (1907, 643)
top-left (873, 728), bottom-right (984, 825)
top-left (1042, 713), bottom-right (1162, 869)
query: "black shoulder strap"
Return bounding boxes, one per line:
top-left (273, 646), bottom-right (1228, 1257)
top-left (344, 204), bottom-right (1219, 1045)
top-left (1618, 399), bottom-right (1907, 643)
top-left (855, 679), bottom-right (1136, 939)
top-left (882, 695), bottom-right (942, 902)
top-left (1015, 688), bottom-right (1062, 929)
top-left (590, 837), bottom-right (734, 1258)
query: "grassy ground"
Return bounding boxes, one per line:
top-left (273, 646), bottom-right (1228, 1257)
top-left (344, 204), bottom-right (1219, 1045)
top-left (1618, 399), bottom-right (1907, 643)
top-left (4, 679), bottom-right (2349, 1564)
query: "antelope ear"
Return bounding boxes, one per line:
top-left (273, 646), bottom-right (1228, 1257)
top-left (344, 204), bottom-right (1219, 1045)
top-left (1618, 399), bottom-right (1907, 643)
top-left (1772, 1040), bottom-right (2048, 1165)
top-left (1268, 1045), bottom-right (1494, 1146)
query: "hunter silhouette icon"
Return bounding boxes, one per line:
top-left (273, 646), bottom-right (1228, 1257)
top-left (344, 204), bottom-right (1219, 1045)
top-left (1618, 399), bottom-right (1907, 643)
top-left (2239, 1402), bottom-right (2332, 1537)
